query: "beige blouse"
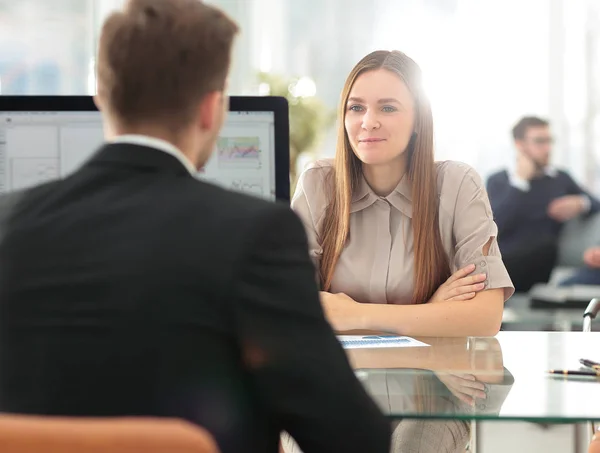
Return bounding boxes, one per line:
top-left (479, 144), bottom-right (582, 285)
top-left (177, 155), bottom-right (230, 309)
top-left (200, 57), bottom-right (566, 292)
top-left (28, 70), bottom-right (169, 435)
top-left (291, 159), bottom-right (514, 305)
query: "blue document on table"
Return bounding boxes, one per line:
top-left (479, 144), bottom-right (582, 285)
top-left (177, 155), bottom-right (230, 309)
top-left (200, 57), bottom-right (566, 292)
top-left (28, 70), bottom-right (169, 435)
top-left (337, 335), bottom-right (429, 349)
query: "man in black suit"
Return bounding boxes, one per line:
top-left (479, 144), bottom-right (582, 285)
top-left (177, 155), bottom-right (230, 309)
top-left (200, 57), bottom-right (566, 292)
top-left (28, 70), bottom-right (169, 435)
top-left (0, 1), bottom-right (390, 453)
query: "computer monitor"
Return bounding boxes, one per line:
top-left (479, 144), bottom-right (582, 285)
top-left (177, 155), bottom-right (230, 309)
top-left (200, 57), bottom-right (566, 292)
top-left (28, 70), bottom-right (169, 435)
top-left (0, 96), bottom-right (290, 201)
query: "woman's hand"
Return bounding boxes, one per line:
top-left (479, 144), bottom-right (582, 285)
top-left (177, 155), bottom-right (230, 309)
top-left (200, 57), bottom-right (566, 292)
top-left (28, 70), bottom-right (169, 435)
top-left (319, 291), bottom-right (365, 332)
top-left (435, 372), bottom-right (487, 406)
top-left (430, 264), bottom-right (487, 303)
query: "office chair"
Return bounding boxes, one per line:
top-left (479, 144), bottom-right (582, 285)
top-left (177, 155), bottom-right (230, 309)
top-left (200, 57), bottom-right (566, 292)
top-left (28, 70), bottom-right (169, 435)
top-left (0, 414), bottom-right (220, 453)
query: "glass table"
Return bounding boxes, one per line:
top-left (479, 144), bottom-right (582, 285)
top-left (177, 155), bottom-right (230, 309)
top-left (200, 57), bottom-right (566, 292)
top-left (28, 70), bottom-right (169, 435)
top-left (346, 332), bottom-right (600, 423)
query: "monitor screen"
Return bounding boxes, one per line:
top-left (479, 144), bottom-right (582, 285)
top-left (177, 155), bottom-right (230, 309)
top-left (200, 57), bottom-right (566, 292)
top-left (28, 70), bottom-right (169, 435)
top-left (0, 96), bottom-right (289, 201)
top-left (197, 110), bottom-right (275, 199)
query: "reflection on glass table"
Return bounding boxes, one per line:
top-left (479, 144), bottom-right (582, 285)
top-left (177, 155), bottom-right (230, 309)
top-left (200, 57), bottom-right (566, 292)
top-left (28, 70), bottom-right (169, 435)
top-left (345, 332), bottom-right (600, 423)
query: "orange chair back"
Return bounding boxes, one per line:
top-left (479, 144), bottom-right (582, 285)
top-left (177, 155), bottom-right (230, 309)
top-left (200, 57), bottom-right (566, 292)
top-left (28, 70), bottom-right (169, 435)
top-left (590, 429), bottom-right (600, 453)
top-left (0, 415), bottom-right (220, 453)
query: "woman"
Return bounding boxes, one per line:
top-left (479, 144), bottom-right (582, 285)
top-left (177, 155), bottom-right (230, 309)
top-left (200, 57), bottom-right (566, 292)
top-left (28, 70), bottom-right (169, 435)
top-left (292, 50), bottom-right (514, 337)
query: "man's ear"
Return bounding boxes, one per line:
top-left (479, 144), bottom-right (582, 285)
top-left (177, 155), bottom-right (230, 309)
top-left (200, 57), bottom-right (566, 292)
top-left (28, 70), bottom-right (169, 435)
top-left (198, 91), bottom-right (223, 131)
top-left (514, 139), bottom-right (525, 152)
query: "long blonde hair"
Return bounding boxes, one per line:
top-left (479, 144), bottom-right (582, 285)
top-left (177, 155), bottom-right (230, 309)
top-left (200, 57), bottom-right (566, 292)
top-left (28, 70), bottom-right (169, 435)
top-left (319, 50), bottom-right (450, 304)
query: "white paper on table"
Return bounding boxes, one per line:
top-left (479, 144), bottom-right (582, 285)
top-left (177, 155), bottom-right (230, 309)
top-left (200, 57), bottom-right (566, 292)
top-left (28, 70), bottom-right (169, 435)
top-left (337, 335), bottom-right (430, 349)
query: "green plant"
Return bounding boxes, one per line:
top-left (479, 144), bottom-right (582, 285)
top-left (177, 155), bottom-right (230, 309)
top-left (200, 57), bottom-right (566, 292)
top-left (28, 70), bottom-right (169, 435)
top-left (257, 72), bottom-right (335, 193)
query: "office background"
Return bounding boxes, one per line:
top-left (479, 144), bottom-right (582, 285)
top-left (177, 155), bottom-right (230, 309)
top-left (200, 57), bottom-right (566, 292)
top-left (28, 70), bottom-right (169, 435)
top-left (1, 0), bottom-right (599, 191)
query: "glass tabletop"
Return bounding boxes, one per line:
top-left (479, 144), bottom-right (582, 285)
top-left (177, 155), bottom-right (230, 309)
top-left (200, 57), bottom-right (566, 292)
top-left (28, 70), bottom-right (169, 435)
top-left (345, 331), bottom-right (600, 422)
top-left (501, 295), bottom-right (600, 332)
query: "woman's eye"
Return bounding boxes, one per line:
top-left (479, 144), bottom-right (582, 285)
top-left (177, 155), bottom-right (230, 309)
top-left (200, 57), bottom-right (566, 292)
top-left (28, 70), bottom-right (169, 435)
top-left (382, 106), bottom-right (397, 113)
top-left (348, 105), bottom-right (364, 112)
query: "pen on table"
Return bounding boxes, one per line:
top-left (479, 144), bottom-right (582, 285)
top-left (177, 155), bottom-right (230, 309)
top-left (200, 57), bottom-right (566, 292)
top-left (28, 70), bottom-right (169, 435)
top-left (579, 358), bottom-right (600, 371)
top-left (548, 369), bottom-right (600, 377)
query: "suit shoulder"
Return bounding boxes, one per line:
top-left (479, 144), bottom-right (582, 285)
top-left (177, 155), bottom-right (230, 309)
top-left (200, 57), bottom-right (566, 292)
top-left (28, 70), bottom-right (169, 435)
top-left (186, 178), bottom-right (295, 225)
top-left (192, 182), bottom-right (304, 260)
top-left (0, 190), bottom-right (26, 211)
top-left (0, 179), bottom-right (61, 216)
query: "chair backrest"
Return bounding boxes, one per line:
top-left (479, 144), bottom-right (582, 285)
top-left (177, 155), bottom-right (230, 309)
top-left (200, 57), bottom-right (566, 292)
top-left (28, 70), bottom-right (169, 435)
top-left (557, 212), bottom-right (600, 267)
top-left (0, 415), bottom-right (220, 453)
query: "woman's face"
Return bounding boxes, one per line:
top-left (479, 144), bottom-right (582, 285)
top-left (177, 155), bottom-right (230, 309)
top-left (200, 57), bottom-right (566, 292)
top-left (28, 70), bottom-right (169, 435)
top-left (344, 69), bottom-right (415, 167)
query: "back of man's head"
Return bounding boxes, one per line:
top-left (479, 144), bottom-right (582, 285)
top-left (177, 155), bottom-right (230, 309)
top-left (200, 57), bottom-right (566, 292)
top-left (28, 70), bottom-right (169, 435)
top-left (96, 0), bottom-right (239, 132)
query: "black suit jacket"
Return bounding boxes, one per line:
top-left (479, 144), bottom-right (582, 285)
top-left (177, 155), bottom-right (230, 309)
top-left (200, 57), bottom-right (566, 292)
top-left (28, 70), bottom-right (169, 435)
top-left (0, 143), bottom-right (390, 453)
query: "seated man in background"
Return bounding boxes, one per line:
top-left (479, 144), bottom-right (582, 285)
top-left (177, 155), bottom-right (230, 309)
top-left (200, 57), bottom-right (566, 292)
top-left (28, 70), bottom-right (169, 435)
top-left (559, 246), bottom-right (600, 286)
top-left (487, 116), bottom-right (600, 292)
top-left (0, 1), bottom-right (390, 453)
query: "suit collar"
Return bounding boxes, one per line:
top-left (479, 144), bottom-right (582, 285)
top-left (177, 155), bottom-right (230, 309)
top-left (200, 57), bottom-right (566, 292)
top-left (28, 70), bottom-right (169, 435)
top-left (86, 142), bottom-right (195, 177)
top-left (351, 172), bottom-right (413, 218)
top-left (111, 134), bottom-right (198, 175)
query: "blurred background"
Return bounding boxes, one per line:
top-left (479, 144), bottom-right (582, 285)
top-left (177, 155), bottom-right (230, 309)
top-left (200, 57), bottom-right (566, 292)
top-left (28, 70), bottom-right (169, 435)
top-left (1, 0), bottom-right (599, 192)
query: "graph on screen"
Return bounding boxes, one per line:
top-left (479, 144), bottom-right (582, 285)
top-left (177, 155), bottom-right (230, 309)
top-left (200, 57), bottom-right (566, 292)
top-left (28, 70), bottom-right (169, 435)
top-left (217, 136), bottom-right (261, 169)
top-left (230, 178), bottom-right (263, 196)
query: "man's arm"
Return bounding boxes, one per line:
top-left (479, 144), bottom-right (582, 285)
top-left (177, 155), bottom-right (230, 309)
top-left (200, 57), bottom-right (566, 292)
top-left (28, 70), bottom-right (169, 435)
top-left (562, 171), bottom-right (600, 215)
top-left (228, 203), bottom-right (390, 453)
top-left (486, 172), bottom-right (527, 237)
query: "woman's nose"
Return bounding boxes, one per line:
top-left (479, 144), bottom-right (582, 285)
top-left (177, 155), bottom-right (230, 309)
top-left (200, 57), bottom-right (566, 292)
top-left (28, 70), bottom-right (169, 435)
top-left (361, 111), bottom-right (380, 130)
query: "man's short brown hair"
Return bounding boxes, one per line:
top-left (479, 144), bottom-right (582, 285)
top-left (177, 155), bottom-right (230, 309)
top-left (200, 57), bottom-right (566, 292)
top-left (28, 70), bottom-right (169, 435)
top-left (97, 0), bottom-right (239, 130)
top-left (512, 116), bottom-right (549, 141)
